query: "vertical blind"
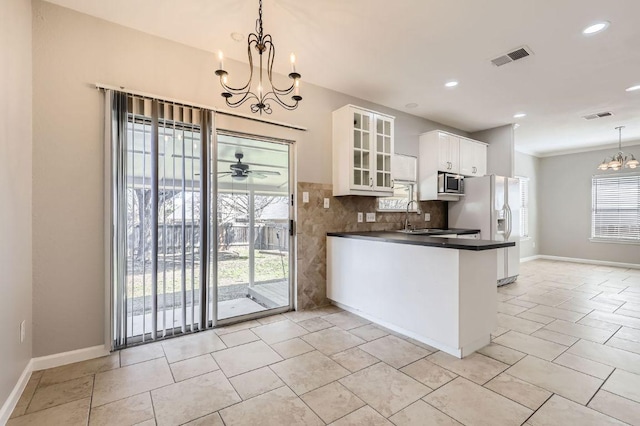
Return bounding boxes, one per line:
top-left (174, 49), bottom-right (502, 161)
top-left (591, 173), bottom-right (640, 241)
top-left (112, 92), bottom-right (212, 348)
top-left (518, 177), bottom-right (529, 239)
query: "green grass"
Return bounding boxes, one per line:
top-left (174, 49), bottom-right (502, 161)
top-left (126, 247), bottom-right (289, 298)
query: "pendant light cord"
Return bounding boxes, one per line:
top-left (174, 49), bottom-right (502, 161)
top-left (616, 126), bottom-right (624, 152)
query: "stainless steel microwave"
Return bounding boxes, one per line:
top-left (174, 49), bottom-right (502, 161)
top-left (438, 172), bottom-right (464, 194)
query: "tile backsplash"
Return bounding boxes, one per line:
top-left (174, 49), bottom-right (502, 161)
top-left (296, 182), bottom-right (446, 309)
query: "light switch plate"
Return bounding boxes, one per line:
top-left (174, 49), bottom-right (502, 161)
top-left (302, 192), bottom-right (309, 203)
top-left (366, 212), bottom-right (376, 222)
top-left (323, 198), bottom-right (330, 208)
top-left (357, 212), bottom-right (363, 223)
top-left (424, 213), bottom-right (431, 221)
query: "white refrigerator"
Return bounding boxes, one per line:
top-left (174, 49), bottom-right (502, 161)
top-left (449, 175), bottom-right (520, 286)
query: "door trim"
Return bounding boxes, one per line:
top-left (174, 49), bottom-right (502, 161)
top-left (212, 129), bottom-right (296, 326)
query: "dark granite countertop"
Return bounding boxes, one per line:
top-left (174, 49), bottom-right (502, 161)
top-left (326, 231), bottom-right (515, 251)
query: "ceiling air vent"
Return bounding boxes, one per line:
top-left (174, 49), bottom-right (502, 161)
top-left (491, 46), bottom-right (533, 67)
top-left (583, 111), bottom-right (613, 120)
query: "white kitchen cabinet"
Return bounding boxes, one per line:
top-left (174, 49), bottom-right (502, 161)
top-left (327, 236), bottom-right (498, 358)
top-left (459, 138), bottom-right (487, 177)
top-left (438, 132), bottom-right (460, 173)
top-left (333, 105), bottom-right (395, 196)
top-left (418, 130), bottom-right (487, 201)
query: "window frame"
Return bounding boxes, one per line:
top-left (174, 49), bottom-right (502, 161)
top-left (516, 176), bottom-right (530, 240)
top-left (376, 182), bottom-right (419, 212)
top-left (590, 172), bottom-right (640, 244)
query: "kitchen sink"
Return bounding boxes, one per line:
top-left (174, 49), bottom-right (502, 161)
top-left (396, 229), bottom-right (440, 235)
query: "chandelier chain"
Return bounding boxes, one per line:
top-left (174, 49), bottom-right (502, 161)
top-left (257, 0), bottom-right (263, 40)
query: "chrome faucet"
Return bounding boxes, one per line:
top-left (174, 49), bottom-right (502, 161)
top-left (404, 200), bottom-right (418, 231)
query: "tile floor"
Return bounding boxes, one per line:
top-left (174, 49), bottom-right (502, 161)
top-left (9, 259), bottom-right (640, 425)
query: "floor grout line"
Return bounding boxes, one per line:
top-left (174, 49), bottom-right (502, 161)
top-left (584, 367), bottom-right (616, 408)
top-left (520, 392), bottom-right (555, 425)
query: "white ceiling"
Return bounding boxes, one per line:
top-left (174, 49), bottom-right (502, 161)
top-left (45, 0), bottom-right (640, 156)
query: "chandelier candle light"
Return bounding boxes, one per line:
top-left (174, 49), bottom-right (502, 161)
top-left (215, 0), bottom-right (302, 114)
top-left (597, 126), bottom-right (639, 171)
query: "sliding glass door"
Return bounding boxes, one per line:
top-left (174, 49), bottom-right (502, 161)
top-left (110, 92), bottom-right (294, 349)
top-left (214, 133), bottom-right (292, 321)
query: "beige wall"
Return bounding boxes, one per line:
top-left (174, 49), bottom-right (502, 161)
top-left (539, 148), bottom-right (640, 264)
top-left (0, 0), bottom-right (33, 408)
top-left (32, 1), bottom-right (467, 356)
top-left (515, 151), bottom-right (540, 259)
top-left (471, 124), bottom-right (515, 178)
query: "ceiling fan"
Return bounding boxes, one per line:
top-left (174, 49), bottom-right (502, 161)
top-left (218, 153), bottom-right (281, 180)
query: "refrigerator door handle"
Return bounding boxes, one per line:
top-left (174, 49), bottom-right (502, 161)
top-left (505, 204), bottom-right (512, 240)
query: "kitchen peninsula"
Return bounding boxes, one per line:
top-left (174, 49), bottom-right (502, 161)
top-left (326, 231), bottom-right (515, 358)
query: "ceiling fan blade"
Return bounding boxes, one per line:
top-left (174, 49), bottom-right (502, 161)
top-left (248, 170), bottom-right (281, 176)
top-left (217, 171), bottom-right (233, 176)
top-left (250, 173), bottom-right (267, 179)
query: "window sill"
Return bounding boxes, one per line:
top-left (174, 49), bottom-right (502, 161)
top-left (589, 238), bottom-right (640, 246)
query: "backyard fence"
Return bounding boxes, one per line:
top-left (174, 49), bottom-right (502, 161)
top-left (128, 221), bottom-right (289, 260)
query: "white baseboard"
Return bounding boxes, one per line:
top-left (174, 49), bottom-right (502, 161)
top-left (31, 345), bottom-right (110, 372)
top-left (520, 255), bottom-right (541, 263)
top-left (537, 255), bottom-right (640, 270)
top-left (1, 345), bottom-right (110, 423)
top-left (0, 359), bottom-right (33, 425)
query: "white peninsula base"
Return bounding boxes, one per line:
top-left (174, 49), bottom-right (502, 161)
top-left (327, 236), bottom-right (498, 358)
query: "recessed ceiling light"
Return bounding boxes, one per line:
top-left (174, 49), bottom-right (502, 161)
top-left (230, 32), bottom-right (244, 42)
top-left (445, 81), bottom-right (459, 88)
top-left (405, 103), bottom-right (418, 109)
top-left (513, 113), bottom-right (527, 118)
top-left (582, 21), bottom-right (610, 35)
top-left (626, 84), bottom-right (640, 92)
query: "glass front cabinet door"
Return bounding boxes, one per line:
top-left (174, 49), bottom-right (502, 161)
top-left (352, 110), bottom-right (373, 190)
top-left (332, 105), bottom-right (395, 196)
top-left (374, 115), bottom-right (393, 191)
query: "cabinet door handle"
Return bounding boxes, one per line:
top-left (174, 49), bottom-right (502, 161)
top-left (369, 177), bottom-right (373, 187)
top-left (391, 179), bottom-right (394, 188)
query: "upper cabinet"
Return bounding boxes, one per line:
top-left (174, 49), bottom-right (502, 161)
top-left (333, 105), bottom-right (395, 196)
top-left (459, 138), bottom-right (487, 177)
top-left (418, 130), bottom-right (488, 201)
top-left (438, 132), bottom-right (460, 173)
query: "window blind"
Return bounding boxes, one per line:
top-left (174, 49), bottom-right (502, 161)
top-left (591, 174), bottom-right (640, 241)
top-left (518, 177), bottom-right (529, 238)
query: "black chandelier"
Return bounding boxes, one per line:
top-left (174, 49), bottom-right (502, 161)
top-left (215, 0), bottom-right (302, 114)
